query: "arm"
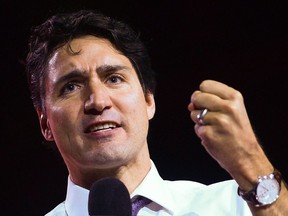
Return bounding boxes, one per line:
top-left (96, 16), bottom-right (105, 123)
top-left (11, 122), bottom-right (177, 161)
top-left (188, 80), bottom-right (288, 215)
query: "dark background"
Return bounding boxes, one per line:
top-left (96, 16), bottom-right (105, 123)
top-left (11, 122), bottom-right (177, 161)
top-left (1, 1), bottom-right (288, 215)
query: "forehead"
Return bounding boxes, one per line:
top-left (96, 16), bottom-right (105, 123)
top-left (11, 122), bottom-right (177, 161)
top-left (47, 35), bottom-right (133, 74)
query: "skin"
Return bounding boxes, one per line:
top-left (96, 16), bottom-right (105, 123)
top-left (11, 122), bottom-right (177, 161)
top-left (188, 80), bottom-right (288, 215)
top-left (37, 36), bottom-right (155, 192)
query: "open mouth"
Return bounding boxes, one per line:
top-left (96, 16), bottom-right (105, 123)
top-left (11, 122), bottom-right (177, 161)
top-left (85, 122), bottom-right (118, 133)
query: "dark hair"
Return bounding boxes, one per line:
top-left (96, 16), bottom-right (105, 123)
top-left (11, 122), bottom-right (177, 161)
top-left (25, 10), bottom-right (156, 111)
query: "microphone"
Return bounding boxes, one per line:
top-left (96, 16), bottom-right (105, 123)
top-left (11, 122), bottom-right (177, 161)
top-left (88, 177), bottom-right (132, 216)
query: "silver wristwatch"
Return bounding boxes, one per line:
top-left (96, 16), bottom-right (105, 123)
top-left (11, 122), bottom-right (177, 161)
top-left (237, 169), bottom-right (282, 207)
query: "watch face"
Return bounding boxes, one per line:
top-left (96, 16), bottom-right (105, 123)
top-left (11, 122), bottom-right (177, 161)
top-left (256, 178), bottom-right (280, 204)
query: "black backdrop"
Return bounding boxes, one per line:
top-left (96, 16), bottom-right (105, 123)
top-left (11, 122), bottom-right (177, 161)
top-left (1, 1), bottom-right (288, 215)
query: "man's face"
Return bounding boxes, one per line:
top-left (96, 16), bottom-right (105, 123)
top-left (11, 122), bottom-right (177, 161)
top-left (38, 36), bottom-right (155, 172)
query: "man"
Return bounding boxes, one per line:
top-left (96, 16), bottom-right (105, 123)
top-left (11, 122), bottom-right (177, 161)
top-left (25, 10), bottom-right (287, 215)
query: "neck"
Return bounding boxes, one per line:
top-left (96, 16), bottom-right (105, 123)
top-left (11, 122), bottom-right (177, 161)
top-left (68, 156), bottom-right (151, 193)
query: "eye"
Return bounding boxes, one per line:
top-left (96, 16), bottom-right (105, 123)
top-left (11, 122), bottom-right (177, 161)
top-left (60, 82), bottom-right (81, 95)
top-left (106, 75), bottom-right (123, 84)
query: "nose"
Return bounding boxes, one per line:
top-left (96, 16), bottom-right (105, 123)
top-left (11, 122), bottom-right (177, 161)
top-left (84, 81), bottom-right (112, 114)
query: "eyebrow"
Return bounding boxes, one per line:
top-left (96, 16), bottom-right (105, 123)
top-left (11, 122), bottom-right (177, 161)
top-left (54, 69), bottom-right (85, 87)
top-left (96, 64), bottom-right (130, 74)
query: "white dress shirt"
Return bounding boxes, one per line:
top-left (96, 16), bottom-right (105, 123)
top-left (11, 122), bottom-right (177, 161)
top-left (45, 160), bottom-right (251, 216)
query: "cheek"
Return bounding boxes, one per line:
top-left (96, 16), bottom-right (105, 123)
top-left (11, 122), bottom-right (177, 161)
top-left (117, 93), bottom-right (150, 136)
top-left (117, 91), bottom-right (148, 116)
top-left (47, 105), bottom-right (79, 136)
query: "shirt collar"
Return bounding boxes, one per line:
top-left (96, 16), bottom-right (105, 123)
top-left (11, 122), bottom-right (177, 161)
top-left (130, 160), bottom-right (175, 215)
top-left (64, 160), bottom-right (174, 216)
top-left (65, 177), bottom-right (89, 216)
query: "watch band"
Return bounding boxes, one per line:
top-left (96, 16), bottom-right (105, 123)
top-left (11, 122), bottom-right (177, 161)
top-left (237, 169), bottom-right (282, 207)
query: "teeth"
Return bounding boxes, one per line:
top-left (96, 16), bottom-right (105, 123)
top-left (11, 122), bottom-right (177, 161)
top-left (89, 123), bottom-right (117, 132)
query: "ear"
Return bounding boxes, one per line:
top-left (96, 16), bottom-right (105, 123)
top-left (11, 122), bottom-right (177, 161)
top-left (36, 109), bottom-right (54, 141)
top-left (145, 92), bottom-right (156, 120)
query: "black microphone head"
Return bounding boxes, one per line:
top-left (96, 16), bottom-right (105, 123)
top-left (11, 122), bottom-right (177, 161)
top-left (88, 177), bottom-right (132, 216)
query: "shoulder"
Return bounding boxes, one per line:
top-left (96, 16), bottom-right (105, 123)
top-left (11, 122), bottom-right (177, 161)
top-left (163, 179), bottom-right (251, 215)
top-left (164, 178), bottom-right (237, 192)
top-left (44, 202), bottom-right (66, 216)
top-left (163, 179), bottom-right (241, 205)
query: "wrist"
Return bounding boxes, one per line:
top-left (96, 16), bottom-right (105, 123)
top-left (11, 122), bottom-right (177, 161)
top-left (237, 169), bottom-right (282, 207)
